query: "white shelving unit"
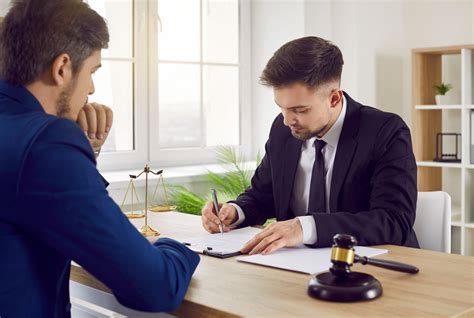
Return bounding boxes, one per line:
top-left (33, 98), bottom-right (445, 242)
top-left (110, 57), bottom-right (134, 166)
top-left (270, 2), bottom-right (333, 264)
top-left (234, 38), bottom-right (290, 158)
top-left (415, 104), bottom-right (463, 110)
top-left (412, 45), bottom-right (474, 256)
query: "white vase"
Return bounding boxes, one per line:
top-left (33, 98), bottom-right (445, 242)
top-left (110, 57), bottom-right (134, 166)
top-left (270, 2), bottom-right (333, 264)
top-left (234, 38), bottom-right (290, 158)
top-left (435, 94), bottom-right (449, 105)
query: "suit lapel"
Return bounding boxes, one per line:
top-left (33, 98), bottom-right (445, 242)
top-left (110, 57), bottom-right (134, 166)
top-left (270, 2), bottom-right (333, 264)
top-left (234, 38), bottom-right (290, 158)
top-left (329, 93), bottom-right (361, 212)
top-left (279, 137), bottom-right (302, 220)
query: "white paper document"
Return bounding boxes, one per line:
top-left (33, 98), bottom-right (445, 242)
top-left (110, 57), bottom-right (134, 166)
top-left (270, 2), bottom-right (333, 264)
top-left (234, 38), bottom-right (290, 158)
top-left (237, 245), bottom-right (388, 274)
top-left (182, 227), bottom-right (261, 254)
top-left (183, 227), bottom-right (387, 272)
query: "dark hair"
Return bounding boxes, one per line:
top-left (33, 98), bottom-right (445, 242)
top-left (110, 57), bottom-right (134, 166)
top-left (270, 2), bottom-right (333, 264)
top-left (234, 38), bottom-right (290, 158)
top-left (260, 36), bottom-right (344, 88)
top-left (0, 0), bottom-right (109, 86)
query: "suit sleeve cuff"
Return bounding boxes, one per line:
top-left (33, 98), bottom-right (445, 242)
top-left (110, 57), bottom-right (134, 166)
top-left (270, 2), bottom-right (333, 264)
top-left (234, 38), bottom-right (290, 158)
top-left (297, 215), bottom-right (317, 244)
top-left (100, 175), bottom-right (110, 188)
top-left (228, 203), bottom-right (245, 229)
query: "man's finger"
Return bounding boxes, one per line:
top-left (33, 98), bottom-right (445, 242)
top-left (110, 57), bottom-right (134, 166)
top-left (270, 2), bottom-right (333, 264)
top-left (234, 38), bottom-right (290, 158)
top-left (240, 229), bottom-right (272, 254)
top-left (219, 204), bottom-right (238, 226)
top-left (203, 203), bottom-right (222, 226)
top-left (249, 233), bottom-right (280, 255)
top-left (202, 219), bottom-right (211, 233)
top-left (93, 103), bottom-right (106, 140)
top-left (77, 109), bottom-right (88, 133)
top-left (262, 238), bottom-right (286, 255)
top-left (83, 104), bottom-right (97, 139)
top-left (201, 215), bottom-right (212, 233)
top-left (201, 203), bottom-right (223, 232)
top-left (202, 217), bottom-right (220, 233)
top-left (105, 105), bottom-right (113, 133)
top-left (218, 206), bottom-right (233, 223)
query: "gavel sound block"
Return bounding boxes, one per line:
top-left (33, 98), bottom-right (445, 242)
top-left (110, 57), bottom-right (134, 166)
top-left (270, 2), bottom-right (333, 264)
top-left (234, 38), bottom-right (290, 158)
top-left (308, 234), bottom-right (419, 302)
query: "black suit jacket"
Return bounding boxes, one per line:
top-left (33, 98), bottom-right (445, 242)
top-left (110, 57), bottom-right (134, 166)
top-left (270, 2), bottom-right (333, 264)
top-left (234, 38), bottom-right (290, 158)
top-left (233, 92), bottom-right (419, 248)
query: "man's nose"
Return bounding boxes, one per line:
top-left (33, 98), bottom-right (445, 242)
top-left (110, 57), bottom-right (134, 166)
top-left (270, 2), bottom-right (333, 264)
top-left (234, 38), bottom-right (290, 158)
top-left (89, 80), bottom-right (95, 95)
top-left (282, 112), bottom-right (296, 127)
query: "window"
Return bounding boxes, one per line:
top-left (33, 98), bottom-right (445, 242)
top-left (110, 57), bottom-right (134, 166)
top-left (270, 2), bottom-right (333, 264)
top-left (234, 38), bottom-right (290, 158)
top-left (86, 0), bottom-right (250, 171)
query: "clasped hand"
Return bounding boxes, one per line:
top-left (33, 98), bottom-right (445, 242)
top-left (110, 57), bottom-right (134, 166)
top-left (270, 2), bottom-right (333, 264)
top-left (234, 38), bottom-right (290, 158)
top-left (76, 102), bottom-right (113, 152)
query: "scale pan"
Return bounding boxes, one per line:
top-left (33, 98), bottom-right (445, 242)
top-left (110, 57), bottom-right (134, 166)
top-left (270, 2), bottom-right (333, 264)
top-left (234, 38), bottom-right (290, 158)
top-left (149, 205), bottom-right (176, 212)
top-left (125, 211), bottom-right (145, 219)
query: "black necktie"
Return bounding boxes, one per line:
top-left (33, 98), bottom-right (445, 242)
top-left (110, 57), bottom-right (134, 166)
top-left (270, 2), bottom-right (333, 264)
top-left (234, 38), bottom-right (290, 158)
top-left (308, 139), bottom-right (326, 213)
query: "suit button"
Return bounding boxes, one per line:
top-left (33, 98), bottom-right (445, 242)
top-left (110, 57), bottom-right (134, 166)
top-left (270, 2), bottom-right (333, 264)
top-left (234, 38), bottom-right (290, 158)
top-left (65, 303), bottom-right (71, 312)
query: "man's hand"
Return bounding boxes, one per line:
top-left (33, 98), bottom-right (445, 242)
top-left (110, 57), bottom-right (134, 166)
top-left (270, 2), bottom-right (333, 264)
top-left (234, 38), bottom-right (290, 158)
top-left (240, 218), bottom-right (303, 255)
top-left (77, 102), bottom-right (113, 152)
top-left (201, 202), bottom-right (238, 233)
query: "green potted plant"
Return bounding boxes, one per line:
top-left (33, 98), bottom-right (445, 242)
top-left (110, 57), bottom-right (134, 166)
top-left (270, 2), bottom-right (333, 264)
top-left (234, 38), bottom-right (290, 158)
top-left (433, 83), bottom-right (452, 105)
top-left (167, 146), bottom-right (260, 215)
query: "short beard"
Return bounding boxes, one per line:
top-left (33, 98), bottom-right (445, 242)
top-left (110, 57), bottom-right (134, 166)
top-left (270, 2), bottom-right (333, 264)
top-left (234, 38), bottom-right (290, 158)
top-left (291, 125), bottom-right (328, 141)
top-left (55, 78), bottom-right (76, 118)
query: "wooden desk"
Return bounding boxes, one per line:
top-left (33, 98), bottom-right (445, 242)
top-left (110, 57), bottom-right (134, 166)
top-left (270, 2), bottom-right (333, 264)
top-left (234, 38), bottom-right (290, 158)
top-left (71, 212), bottom-right (474, 317)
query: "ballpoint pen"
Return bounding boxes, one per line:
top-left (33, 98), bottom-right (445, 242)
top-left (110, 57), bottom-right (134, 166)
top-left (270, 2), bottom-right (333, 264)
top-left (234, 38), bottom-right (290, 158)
top-left (211, 188), bottom-right (224, 233)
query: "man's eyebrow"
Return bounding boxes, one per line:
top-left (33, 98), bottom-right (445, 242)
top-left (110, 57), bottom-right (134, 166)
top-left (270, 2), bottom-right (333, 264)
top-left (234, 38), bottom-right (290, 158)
top-left (92, 64), bottom-right (102, 72)
top-left (274, 100), bottom-right (311, 109)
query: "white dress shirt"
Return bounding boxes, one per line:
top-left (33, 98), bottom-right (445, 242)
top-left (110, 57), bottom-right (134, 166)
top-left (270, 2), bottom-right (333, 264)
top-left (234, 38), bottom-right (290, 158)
top-left (230, 96), bottom-right (347, 244)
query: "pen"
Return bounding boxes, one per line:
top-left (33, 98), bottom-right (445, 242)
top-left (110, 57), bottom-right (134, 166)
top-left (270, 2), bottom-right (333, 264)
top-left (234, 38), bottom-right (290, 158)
top-left (211, 188), bottom-right (224, 233)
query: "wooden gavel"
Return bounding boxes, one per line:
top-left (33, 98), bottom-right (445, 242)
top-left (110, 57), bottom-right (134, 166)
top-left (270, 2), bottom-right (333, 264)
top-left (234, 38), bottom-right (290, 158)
top-left (308, 234), bottom-right (419, 302)
top-left (329, 234), bottom-right (419, 276)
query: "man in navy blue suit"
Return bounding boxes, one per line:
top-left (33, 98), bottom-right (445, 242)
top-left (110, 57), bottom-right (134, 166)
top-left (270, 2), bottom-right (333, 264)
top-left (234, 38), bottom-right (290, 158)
top-left (0, 1), bottom-right (199, 317)
top-left (202, 36), bottom-right (419, 254)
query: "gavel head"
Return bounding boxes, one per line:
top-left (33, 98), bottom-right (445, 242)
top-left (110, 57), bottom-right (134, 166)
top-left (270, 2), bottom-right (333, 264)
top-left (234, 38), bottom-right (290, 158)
top-left (329, 234), bottom-right (358, 277)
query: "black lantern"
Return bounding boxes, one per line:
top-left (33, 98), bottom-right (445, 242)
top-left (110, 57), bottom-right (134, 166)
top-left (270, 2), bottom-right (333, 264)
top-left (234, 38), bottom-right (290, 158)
top-left (434, 133), bottom-right (461, 163)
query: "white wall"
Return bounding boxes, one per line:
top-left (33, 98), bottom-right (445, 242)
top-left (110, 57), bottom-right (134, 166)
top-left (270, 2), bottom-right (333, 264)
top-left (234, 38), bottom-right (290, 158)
top-left (250, 0), bottom-right (305, 156)
top-left (250, 0), bottom-right (474, 157)
top-left (0, 0), bottom-right (8, 16)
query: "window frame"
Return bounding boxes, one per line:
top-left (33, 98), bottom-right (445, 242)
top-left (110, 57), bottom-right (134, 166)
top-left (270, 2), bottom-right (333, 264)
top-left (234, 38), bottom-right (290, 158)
top-left (97, 0), bottom-right (251, 172)
top-left (96, 0), bottom-right (148, 171)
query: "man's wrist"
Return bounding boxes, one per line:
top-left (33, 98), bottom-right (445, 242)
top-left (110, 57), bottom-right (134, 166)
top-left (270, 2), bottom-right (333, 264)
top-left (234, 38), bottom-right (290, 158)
top-left (228, 203), bottom-right (245, 228)
top-left (94, 147), bottom-right (101, 158)
top-left (296, 215), bottom-right (317, 244)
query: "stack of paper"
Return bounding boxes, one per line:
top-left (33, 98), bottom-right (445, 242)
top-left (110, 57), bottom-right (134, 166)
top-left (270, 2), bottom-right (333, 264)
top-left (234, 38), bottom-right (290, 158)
top-left (182, 227), bottom-right (388, 274)
top-left (237, 245), bottom-right (388, 274)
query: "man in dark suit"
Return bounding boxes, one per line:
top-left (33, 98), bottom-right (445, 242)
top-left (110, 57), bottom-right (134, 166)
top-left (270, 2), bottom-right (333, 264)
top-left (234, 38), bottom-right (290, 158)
top-left (201, 36), bottom-right (418, 254)
top-left (0, 1), bottom-right (198, 317)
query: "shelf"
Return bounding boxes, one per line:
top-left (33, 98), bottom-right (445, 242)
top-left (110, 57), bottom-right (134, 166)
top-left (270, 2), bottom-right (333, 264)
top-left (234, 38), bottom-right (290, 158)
top-left (412, 44), bottom-right (474, 55)
top-left (451, 203), bottom-right (462, 225)
top-left (413, 45), bottom-right (474, 255)
top-left (465, 228), bottom-right (474, 256)
top-left (414, 104), bottom-right (462, 110)
top-left (453, 204), bottom-right (461, 214)
top-left (451, 227), bottom-right (461, 254)
top-left (452, 203), bottom-right (461, 219)
top-left (416, 161), bottom-right (462, 168)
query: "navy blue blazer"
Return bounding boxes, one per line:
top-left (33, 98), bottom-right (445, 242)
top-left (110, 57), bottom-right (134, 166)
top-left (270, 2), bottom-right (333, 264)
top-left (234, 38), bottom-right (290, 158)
top-left (0, 81), bottom-right (200, 317)
top-left (233, 92), bottom-right (419, 248)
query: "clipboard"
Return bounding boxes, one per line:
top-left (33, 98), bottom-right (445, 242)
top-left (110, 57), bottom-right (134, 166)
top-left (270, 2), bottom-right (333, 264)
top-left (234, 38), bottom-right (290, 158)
top-left (203, 249), bottom-right (242, 259)
top-left (181, 227), bottom-right (262, 259)
top-left (183, 242), bottom-right (242, 259)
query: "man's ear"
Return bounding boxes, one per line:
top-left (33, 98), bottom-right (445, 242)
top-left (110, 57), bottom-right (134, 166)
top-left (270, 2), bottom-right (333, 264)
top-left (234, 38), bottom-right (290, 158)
top-left (51, 53), bottom-right (73, 86)
top-left (329, 89), bottom-right (343, 107)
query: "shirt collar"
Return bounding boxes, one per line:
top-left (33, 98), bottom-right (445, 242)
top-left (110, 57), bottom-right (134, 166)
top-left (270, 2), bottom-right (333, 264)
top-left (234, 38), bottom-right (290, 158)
top-left (318, 93), bottom-right (347, 148)
top-left (0, 80), bottom-right (45, 113)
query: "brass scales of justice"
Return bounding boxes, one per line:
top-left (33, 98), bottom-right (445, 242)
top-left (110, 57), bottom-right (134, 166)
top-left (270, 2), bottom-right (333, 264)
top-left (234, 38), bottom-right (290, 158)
top-left (120, 164), bottom-right (176, 237)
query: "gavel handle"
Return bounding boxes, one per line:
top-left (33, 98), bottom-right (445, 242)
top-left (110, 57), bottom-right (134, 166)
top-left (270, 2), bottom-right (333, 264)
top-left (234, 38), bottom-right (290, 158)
top-left (355, 255), bottom-right (419, 274)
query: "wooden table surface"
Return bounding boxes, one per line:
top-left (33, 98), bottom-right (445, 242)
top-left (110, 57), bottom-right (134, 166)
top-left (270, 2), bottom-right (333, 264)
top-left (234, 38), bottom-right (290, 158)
top-left (70, 212), bottom-right (474, 317)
